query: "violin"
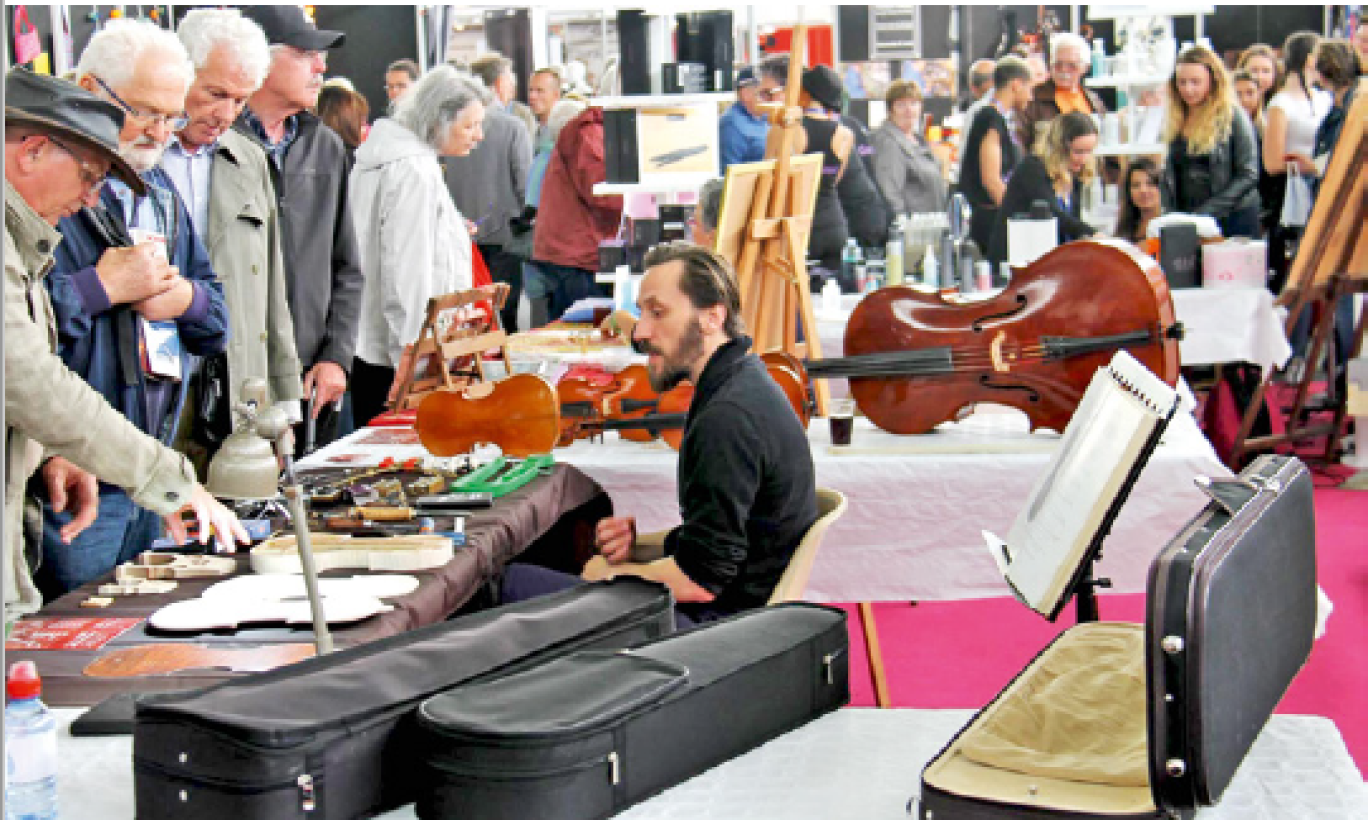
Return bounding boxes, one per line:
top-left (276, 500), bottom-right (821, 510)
top-left (416, 374), bottom-right (563, 457)
top-left (561, 356), bottom-right (813, 450)
top-left (803, 239), bottom-right (1180, 434)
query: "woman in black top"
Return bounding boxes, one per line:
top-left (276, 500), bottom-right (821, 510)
top-left (960, 56), bottom-right (1033, 254)
top-left (1161, 45), bottom-right (1261, 238)
top-left (987, 112), bottom-right (1098, 267)
top-left (767, 65), bottom-right (852, 276)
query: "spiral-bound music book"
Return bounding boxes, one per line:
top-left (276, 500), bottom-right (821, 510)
top-left (984, 351), bottom-right (1182, 618)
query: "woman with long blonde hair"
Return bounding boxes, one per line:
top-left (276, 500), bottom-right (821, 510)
top-left (987, 111), bottom-right (1098, 266)
top-left (1161, 45), bottom-right (1261, 237)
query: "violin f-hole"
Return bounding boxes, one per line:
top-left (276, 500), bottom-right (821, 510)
top-left (971, 294), bottom-right (1028, 333)
top-left (978, 373), bottom-right (1041, 403)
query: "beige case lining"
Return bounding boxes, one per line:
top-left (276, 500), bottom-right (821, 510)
top-left (922, 621), bottom-right (1158, 814)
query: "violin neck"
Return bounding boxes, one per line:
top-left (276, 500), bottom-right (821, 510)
top-left (587, 412), bottom-right (688, 433)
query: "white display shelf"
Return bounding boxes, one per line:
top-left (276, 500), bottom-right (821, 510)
top-left (1084, 74), bottom-right (1169, 89)
top-left (592, 92), bottom-right (733, 109)
top-left (1094, 143), bottom-right (1167, 157)
top-left (593, 173), bottom-right (716, 197)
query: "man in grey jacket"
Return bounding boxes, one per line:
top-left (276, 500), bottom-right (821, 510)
top-left (164, 9), bottom-right (303, 458)
top-left (5, 70), bottom-right (247, 621)
top-left (237, 5), bottom-right (362, 451)
top-left (444, 73), bottom-right (532, 332)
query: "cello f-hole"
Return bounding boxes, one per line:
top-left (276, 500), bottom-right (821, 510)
top-left (971, 294), bottom-right (1029, 333)
top-left (977, 373), bottom-right (1041, 403)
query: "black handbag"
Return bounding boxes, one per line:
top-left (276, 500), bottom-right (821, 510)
top-left (191, 352), bottom-right (232, 449)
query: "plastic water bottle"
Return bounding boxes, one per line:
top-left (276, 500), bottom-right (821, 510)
top-left (885, 218), bottom-right (905, 286)
top-left (6, 661), bottom-right (58, 820)
top-left (840, 238), bottom-right (862, 293)
top-left (922, 246), bottom-right (939, 290)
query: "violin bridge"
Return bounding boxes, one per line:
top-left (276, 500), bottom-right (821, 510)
top-left (990, 331), bottom-right (1011, 373)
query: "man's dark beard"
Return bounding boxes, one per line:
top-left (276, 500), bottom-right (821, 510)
top-left (646, 317), bottom-right (704, 393)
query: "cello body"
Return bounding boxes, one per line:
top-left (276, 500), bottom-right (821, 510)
top-left (842, 239), bottom-right (1180, 434)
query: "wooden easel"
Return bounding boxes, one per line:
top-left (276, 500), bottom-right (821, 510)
top-left (389, 283), bottom-right (510, 411)
top-left (1230, 81), bottom-right (1368, 466)
top-left (720, 25), bottom-right (832, 418)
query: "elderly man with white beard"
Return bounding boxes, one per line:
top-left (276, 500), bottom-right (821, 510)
top-left (39, 18), bottom-right (230, 597)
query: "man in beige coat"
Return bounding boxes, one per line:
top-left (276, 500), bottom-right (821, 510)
top-left (163, 9), bottom-right (303, 452)
top-left (4, 69), bottom-right (248, 622)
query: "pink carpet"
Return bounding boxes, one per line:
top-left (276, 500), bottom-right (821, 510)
top-left (838, 486), bottom-right (1368, 773)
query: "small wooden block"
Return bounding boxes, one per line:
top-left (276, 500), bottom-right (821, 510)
top-left (80, 597), bottom-right (115, 608)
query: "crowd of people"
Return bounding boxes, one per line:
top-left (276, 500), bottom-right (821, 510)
top-left (5, 7), bottom-right (1367, 625)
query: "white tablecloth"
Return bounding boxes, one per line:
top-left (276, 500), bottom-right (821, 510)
top-left (301, 405), bottom-right (1227, 603)
top-left (557, 405), bottom-right (1228, 602)
top-left (816, 287), bottom-right (1293, 385)
top-left (52, 709), bottom-right (1364, 819)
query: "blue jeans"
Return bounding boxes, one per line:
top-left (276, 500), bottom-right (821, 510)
top-left (500, 563), bottom-right (708, 630)
top-left (37, 489), bottom-right (163, 599)
top-left (529, 261), bottom-right (602, 323)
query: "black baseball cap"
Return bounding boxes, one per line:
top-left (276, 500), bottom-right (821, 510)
top-left (736, 67), bottom-right (758, 88)
top-left (4, 68), bottom-right (145, 195)
top-left (239, 5), bottom-right (344, 51)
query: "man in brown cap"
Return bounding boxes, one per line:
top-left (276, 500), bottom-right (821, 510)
top-left (4, 69), bottom-right (248, 621)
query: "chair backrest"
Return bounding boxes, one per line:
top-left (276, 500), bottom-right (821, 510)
top-left (767, 488), bottom-right (848, 605)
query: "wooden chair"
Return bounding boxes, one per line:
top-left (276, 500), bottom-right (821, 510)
top-left (389, 283), bottom-right (511, 411)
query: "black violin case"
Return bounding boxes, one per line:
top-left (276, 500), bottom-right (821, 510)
top-left (132, 578), bottom-right (675, 820)
top-left (918, 455), bottom-right (1318, 819)
top-left (413, 603), bottom-right (850, 820)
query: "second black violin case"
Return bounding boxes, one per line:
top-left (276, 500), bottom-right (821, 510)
top-left (413, 602), bottom-right (850, 819)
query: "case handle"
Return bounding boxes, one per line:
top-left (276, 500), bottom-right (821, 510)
top-left (1193, 475), bottom-right (1270, 516)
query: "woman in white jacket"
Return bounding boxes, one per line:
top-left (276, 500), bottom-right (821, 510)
top-left (349, 66), bottom-right (486, 427)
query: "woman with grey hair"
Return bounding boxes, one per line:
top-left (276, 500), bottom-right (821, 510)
top-left (348, 65), bottom-right (486, 427)
top-left (522, 98), bottom-right (588, 328)
top-left (691, 178), bottom-right (725, 248)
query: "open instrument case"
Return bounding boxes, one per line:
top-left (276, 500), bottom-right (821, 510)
top-left (917, 455), bottom-right (1318, 818)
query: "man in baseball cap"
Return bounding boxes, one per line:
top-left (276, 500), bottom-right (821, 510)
top-left (238, 5), bottom-right (344, 51)
top-left (236, 5), bottom-right (363, 457)
top-left (719, 66), bottom-right (769, 172)
top-left (4, 69), bottom-right (249, 621)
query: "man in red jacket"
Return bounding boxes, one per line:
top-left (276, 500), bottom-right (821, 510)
top-left (529, 107), bottom-right (623, 321)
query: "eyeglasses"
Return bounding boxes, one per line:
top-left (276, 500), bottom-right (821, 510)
top-left (1052, 61), bottom-right (1083, 71)
top-left (92, 75), bottom-right (190, 131)
top-left (47, 136), bottom-right (110, 195)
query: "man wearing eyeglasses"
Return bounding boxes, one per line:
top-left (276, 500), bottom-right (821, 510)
top-left (237, 5), bottom-right (362, 456)
top-left (1020, 33), bottom-right (1107, 151)
top-left (37, 19), bottom-right (231, 596)
top-left (5, 69), bottom-right (248, 619)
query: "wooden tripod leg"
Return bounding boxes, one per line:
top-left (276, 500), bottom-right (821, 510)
top-left (859, 601), bottom-right (892, 708)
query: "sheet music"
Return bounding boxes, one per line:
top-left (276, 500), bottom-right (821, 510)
top-left (985, 352), bottom-right (1179, 615)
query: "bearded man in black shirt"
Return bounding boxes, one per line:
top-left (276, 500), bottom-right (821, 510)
top-left (502, 243), bottom-right (817, 626)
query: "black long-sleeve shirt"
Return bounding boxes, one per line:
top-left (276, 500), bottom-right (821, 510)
top-left (987, 154), bottom-right (1095, 267)
top-left (665, 337), bottom-right (818, 618)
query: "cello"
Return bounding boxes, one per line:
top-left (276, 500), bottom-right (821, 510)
top-left (803, 239), bottom-right (1181, 434)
